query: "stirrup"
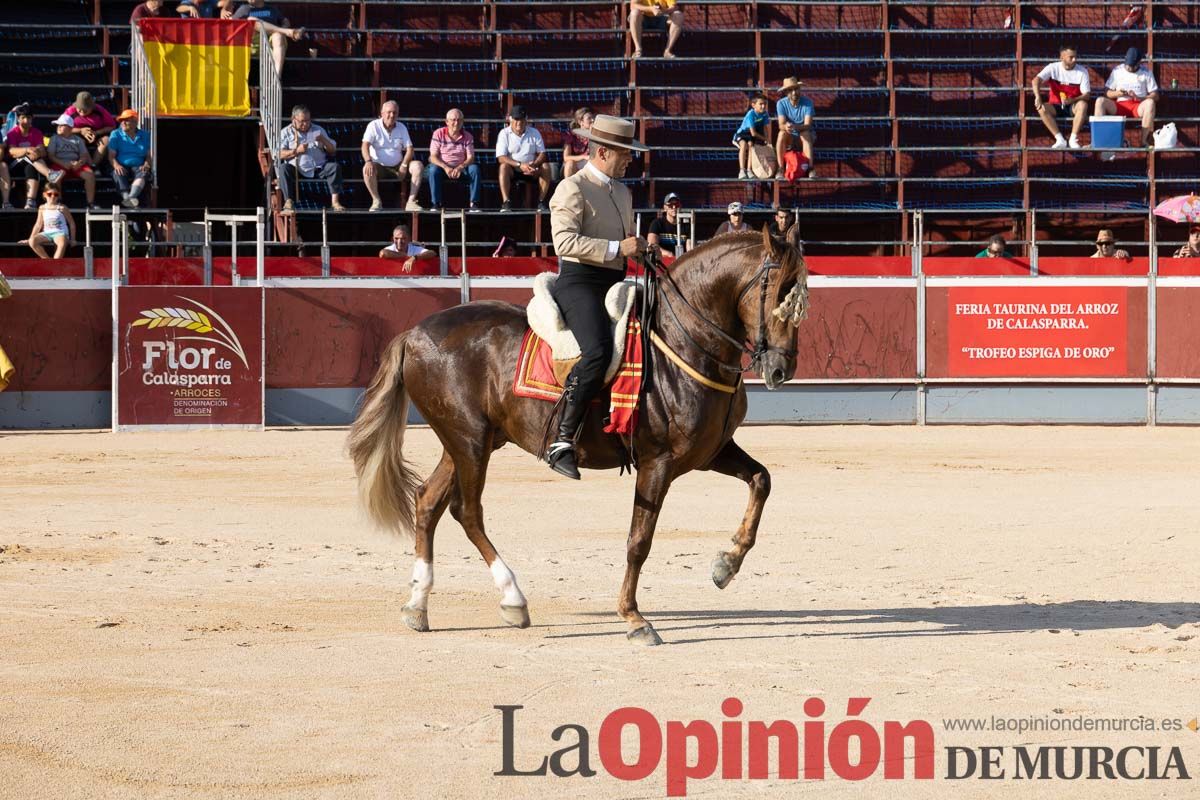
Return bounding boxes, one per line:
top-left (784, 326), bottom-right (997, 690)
top-left (547, 441), bottom-right (581, 480)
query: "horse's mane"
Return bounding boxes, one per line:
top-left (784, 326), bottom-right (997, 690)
top-left (668, 229), bottom-right (806, 290)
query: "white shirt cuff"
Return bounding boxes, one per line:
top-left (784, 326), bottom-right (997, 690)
top-left (606, 240), bottom-right (620, 261)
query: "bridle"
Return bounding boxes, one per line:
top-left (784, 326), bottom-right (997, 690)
top-left (645, 245), bottom-right (798, 376)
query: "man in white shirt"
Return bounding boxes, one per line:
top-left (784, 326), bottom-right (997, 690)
top-left (1032, 45), bottom-right (1091, 150)
top-left (1095, 47), bottom-right (1159, 147)
top-left (362, 101), bottom-right (424, 212)
top-left (379, 224), bottom-right (437, 272)
top-left (495, 105), bottom-right (551, 212)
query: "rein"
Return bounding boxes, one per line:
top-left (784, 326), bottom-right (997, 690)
top-left (643, 246), bottom-right (797, 381)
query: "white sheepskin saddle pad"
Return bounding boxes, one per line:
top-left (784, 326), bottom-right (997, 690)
top-left (526, 271), bottom-right (638, 384)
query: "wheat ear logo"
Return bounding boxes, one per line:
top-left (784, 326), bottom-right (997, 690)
top-left (131, 296), bottom-right (250, 369)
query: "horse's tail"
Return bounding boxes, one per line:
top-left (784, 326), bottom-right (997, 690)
top-left (348, 332), bottom-right (422, 538)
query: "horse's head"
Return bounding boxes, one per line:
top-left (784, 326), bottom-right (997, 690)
top-left (733, 225), bottom-right (808, 389)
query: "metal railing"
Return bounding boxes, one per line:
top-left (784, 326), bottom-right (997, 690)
top-left (130, 22), bottom-right (158, 189)
top-left (260, 26), bottom-right (283, 165)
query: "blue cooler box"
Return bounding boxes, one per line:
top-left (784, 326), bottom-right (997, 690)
top-left (1090, 115), bottom-right (1125, 149)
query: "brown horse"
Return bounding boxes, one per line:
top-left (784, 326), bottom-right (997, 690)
top-left (348, 227), bottom-right (808, 645)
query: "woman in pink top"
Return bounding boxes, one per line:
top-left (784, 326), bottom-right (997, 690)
top-left (562, 106), bottom-right (594, 178)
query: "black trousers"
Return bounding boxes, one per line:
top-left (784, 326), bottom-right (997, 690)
top-left (552, 260), bottom-right (626, 406)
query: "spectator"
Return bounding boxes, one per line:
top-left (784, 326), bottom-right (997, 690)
top-left (629, 0), bottom-right (683, 59)
top-left (231, 0), bottom-right (306, 76)
top-left (714, 201), bottom-right (750, 235)
top-left (496, 106), bottom-right (551, 212)
top-left (493, 236), bottom-right (518, 257)
top-left (1095, 48), bottom-right (1159, 148)
top-left (768, 207), bottom-right (792, 238)
top-left (277, 105), bottom-right (343, 213)
top-left (5, 105), bottom-right (62, 210)
top-left (131, 0), bottom-right (174, 21)
top-left (1032, 45), bottom-right (1090, 150)
top-left (647, 192), bottom-right (689, 254)
top-left (176, 0), bottom-right (231, 17)
top-left (362, 101), bottom-right (423, 212)
top-left (562, 107), bottom-right (594, 179)
top-left (0, 148), bottom-right (10, 209)
top-left (18, 184), bottom-right (75, 259)
top-left (733, 93), bottom-right (771, 180)
top-left (774, 77), bottom-right (815, 178)
top-left (108, 110), bottom-right (152, 208)
top-left (426, 107), bottom-right (480, 211)
top-left (47, 114), bottom-right (98, 210)
top-left (1173, 225), bottom-right (1200, 258)
top-left (1092, 229), bottom-right (1130, 259)
top-left (379, 224), bottom-right (436, 272)
top-left (64, 92), bottom-right (116, 165)
top-left (976, 234), bottom-right (1012, 258)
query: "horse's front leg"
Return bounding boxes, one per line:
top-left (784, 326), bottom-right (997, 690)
top-left (701, 439), bottom-right (770, 590)
top-left (619, 459), bottom-right (674, 646)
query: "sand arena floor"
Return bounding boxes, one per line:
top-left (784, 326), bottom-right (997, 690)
top-left (1, 425), bottom-right (1198, 799)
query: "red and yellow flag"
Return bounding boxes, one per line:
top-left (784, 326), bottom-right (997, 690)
top-left (138, 19), bottom-right (255, 117)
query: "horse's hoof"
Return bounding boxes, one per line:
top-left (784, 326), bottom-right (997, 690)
top-left (500, 604), bottom-right (531, 629)
top-left (627, 624), bottom-right (663, 646)
top-left (402, 605), bottom-right (430, 632)
top-left (711, 552), bottom-right (737, 590)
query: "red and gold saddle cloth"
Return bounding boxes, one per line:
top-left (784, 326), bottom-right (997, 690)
top-left (513, 316), bottom-right (644, 435)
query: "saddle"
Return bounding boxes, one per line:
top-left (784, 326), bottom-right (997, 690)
top-left (525, 272), bottom-right (638, 386)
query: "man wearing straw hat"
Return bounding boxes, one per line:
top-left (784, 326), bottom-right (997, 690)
top-left (546, 114), bottom-right (648, 480)
top-left (775, 76), bottom-right (815, 177)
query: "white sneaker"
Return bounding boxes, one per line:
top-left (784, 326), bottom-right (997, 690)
top-left (368, 200), bottom-right (383, 212)
top-left (1068, 136), bottom-right (1082, 150)
top-left (1051, 138), bottom-right (1068, 150)
top-left (405, 198), bottom-right (424, 212)
top-left (738, 169), bottom-right (750, 179)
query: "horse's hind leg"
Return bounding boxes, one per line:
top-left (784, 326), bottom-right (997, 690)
top-left (441, 426), bottom-right (531, 629)
top-left (402, 450), bottom-right (456, 632)
top-left (701, 439), bottom-right (770, 590)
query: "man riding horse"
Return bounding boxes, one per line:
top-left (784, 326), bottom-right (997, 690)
top-left (545, 115), bottom-right (649, 480)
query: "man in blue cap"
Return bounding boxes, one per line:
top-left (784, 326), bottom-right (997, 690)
top-left (1095, 47), bottom-right (1159, 147)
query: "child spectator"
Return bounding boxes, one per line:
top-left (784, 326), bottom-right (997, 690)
top-left (64, 92), bottom-right (116, 165)
top-left (47, 114), bottom-right (98, 210)
top-left (19, 183), bottom-right (75, 259)
top-left (562, 107), bottom-right (594, 179)
top-left (733, 93), bottom-right (771, 180)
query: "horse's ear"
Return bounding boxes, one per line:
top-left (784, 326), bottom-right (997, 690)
top-left (762, 224), bottom-right (782, 259)
top-left (784, 222), bottom-right (803, 253)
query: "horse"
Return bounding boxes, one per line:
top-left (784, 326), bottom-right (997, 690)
top-left (348, 226), bottom-right (808, 646)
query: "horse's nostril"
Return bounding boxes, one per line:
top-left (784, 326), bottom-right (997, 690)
top-left (771, 369), bottom-right (786, 385)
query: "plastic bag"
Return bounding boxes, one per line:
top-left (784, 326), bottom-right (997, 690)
top-left (1153, 123), bottom-right (1178, 150)
top-left (749, 144), bottom-right (777, 179)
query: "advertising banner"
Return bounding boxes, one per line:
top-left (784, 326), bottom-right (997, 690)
top-left (116, 287), bottom-right (263, 427)
top-left (942, 286), bottom-right (1135, 378)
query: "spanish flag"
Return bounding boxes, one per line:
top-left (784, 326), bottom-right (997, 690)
top-left (138, 19), bottom-right (255, 117)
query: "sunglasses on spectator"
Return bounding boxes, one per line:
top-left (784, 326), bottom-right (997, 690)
top-left (44, 191), bottom-right (60, 197)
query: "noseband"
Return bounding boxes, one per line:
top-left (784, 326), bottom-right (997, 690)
top-left (649, 248), bottom-right (798, 376)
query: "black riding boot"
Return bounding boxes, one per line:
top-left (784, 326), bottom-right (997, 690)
top-left (547, 376), bottom-right (587, 480)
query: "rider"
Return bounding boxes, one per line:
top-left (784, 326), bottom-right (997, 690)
top-left (546, 115), bottom-right (649, 479)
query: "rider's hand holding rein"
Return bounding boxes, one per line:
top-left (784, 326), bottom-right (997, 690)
top-left (620, 236), bottom-right (647, 258)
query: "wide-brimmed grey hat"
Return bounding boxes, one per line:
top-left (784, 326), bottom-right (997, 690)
top-left (578, 114), bottom-right (648, 152)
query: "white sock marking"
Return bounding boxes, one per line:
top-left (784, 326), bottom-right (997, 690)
top-left (490, 558), bottom-right (527, 608)
top-left (409, 559), bottom-right (433, 610)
